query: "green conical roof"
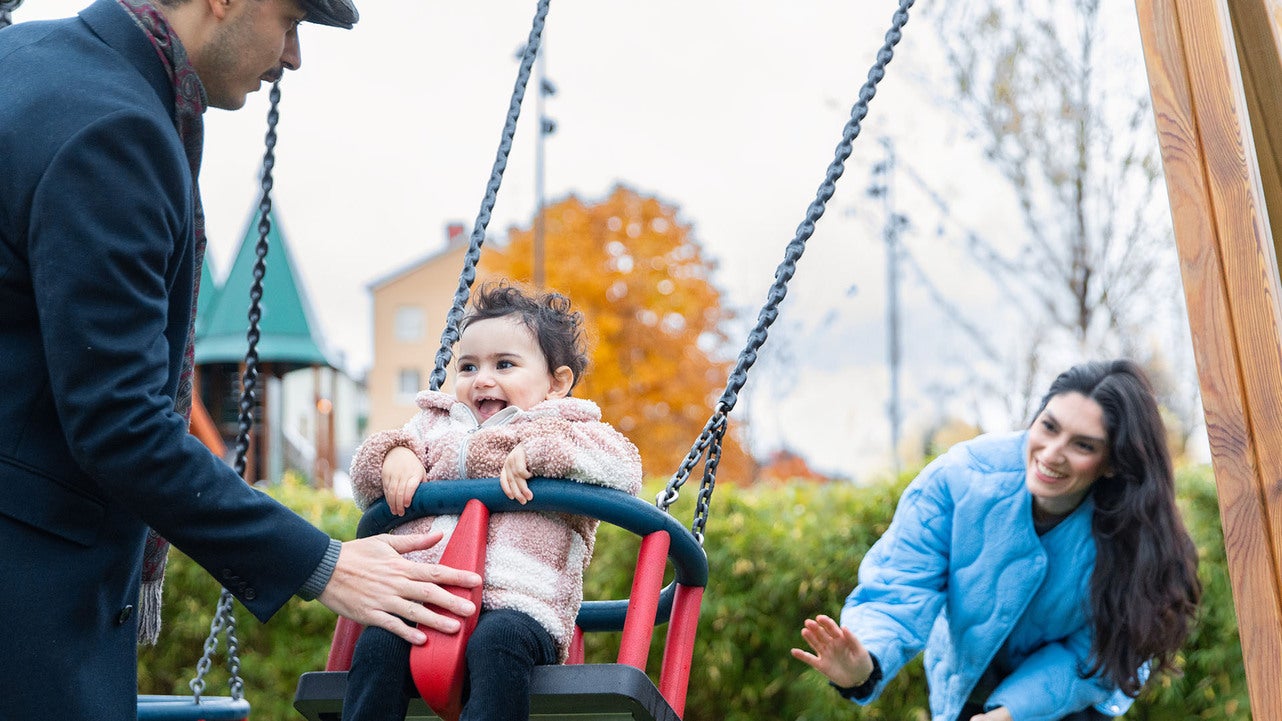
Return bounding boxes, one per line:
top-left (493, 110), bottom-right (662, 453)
top-left (195, 254), bottom-right (220, 338)
top-left (195, 208), bottom-right (332, 369)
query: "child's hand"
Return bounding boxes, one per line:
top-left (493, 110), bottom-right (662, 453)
top-left (969, 708), bottom-right (1013, 721)
top-left (382, 446), bottom-right (426, 516)
top-left (500, 444), bottom-right (535, 505)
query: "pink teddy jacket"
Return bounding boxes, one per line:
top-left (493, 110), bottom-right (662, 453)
top-left (349, 391), bottom-right (643, 659)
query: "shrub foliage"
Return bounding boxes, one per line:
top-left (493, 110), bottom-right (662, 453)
top-left (138, 467), bottom-right (1249, 720)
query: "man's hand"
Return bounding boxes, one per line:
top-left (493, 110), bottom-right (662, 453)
top-left (317, 532), bottom-right (482, 645)
top-left (790, 614), bottom-right (876, 689)
top-left (381, 446), bottom-right (426, 516)
top-left (499, 444), bottom-right (534, 505)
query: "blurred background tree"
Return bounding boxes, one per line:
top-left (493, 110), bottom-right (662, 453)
top-left (479, 184), bottom-right (756, 482)
top-left (882, 0), bottom-right (1201, 439)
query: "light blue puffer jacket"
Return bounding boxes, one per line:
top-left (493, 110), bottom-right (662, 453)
top-left (840, 431), bottom-right (1134, 721)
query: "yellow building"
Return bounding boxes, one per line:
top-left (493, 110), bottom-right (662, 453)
top-left (365, 223), bottom-right (495, 435)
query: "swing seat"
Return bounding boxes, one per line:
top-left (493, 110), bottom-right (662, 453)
top-left (294, 663), bottom-right (680, 721)
top-left (137, 695), bottom-right (250, 720)
top-left (410, 498), bottom-right (489, 721)
top-left (294, 478), bottom-right (707, 721)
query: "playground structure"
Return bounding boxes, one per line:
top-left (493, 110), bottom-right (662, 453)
top-left (1136, 0), bottom-right (1282, 716)
top-left (3, 0), bottom-right (1281, 717)
top-left (298, 2), bottom-right (1282, 718)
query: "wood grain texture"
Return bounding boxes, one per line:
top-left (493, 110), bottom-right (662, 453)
top-left (1136, 0), bottom-right (1282, 715)
top-left (1227, 0), bottom-right (1282, 260)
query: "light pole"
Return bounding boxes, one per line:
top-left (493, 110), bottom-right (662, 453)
top-left (533, 46), bottom-right (556, 289)
top-left (868, 138), bottom-right (906, 476)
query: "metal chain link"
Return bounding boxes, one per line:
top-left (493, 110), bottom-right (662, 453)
top-left (188, 78), bottom-right (282, 704)
top-left (658, 0), bottom-right (917, 542)
top-left (428, 0), bottom-right (551, 391)
top-left (223, 596), bottom-right (243, 700)
top-left (231, 79), bottom-right (280, 479)
top-left (190, 589), bottom-right (244, 702)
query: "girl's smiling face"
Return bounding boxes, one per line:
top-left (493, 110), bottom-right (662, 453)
top-left (1025, 391), bottom-right (1111, 517)
top-left (454, 316), bottom-right (571, 421)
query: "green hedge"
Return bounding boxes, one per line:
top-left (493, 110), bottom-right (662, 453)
top-left (138, 467), bottom-right (1248, 720)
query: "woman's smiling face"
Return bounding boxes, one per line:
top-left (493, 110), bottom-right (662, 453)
top-left (1025, 391), bottom-right (1111, 517)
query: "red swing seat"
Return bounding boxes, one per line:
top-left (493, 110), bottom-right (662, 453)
top-left (294, 478), bottom-right (708, 721)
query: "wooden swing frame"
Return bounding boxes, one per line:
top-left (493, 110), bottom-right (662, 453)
top-left (1136, 0), bottom-right (1282, 716)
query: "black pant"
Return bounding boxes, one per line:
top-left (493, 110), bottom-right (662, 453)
top-left (958, 702), bottom-right (1109, 721)
top-left (343, 609), bottom-right (557, 721)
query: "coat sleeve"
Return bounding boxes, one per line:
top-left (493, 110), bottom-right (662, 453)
top-left (30, 109), bottom-right (329, 621)
top-left (838, 462), bottom-right (954, 703)
top-left (517, 418), bottom-right (643, 497)
top-left (985, 626), bottom-right (1128, 720)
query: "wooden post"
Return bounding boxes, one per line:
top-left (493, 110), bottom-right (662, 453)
top-left (1135, 0), bottom-right (1282, 715)
top-left (1224, 0), bottom-right (1282, 254)
top-left (313, 364), bottom-right (334, 490)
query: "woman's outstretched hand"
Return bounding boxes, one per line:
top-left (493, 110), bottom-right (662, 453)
top-left (790, 614), bottom-right (875, 689)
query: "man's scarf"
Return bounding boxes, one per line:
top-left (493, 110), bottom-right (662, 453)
top-left (115, 0), bottom-right (209, 646)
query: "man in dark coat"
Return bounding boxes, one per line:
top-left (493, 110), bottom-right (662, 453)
top-left (0, 1), bottom-right (479, 717)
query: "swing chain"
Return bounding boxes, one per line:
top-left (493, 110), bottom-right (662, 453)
top-left (656, 407), bottom-right (725, 509)
top-left (232, 79), bottom-right (281, 480)
top-left (658, 0), bottom-right (915, 535)
top-left (190, 589), bottom-right (245, 703)
top-left (223, 595), bottom-right (244, 700)
top-left (428, 0), bottom-right (552, 392)
top-left (657, 408), bottom-right (727, 544)
top-left (187, 77), bottom-right (280, 705)
top-left (691, 415), bottom-right (726, 544)
top-left (712, 0), bottom-right (915, 415)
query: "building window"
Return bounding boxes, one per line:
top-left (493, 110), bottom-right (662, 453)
top-left (397, 369), bottom-right (421, 403)
top-left (394, 306), bottom-right (425, 342)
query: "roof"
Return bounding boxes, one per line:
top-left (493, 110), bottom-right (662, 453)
top-left (365, 222), bottom-right (480, 291)
top-left (365, 243), bottom-right (463, 292)
top-left (195, 254), bottom-right (218, 338)
top-left (195, 208), bottom-right (333, 370)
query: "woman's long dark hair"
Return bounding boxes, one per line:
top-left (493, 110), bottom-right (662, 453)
top-left (1035, 359), bottom-right (1201, 696)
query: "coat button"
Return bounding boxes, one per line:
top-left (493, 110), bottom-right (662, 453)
top-left (243, 589), bottom-right (257, 601)
top-left (116, 605), bottom-right (134, 625)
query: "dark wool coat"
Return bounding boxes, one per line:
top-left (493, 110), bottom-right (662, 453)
top-left (0, 2), bottom-right (330, 717)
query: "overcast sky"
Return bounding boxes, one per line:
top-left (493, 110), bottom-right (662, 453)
top-left (15, 1), bottom-right (1175, 479)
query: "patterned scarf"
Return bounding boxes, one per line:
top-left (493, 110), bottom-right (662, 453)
top-left (115, 0), bottom-right (209, 646)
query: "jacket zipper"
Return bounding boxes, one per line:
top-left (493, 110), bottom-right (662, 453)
top-left (455, 405), bottom-right (521, 479)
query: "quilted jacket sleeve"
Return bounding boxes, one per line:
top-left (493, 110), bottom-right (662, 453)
top-left (838, 462), bottom-right (954, 703)
top-left (985, 627), bottom-right (1124, 720)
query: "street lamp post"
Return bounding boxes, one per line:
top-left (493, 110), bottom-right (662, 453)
top-left (868, 138), bottom-right (904, 477)
top-left (533, 46), bottom-right (556, 289)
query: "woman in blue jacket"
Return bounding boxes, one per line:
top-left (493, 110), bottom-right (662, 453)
top-left (792, 359), bottom-right (1200, 721)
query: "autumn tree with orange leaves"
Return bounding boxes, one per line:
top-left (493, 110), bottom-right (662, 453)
top-left (478, 185), bottom-right (756, 483)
